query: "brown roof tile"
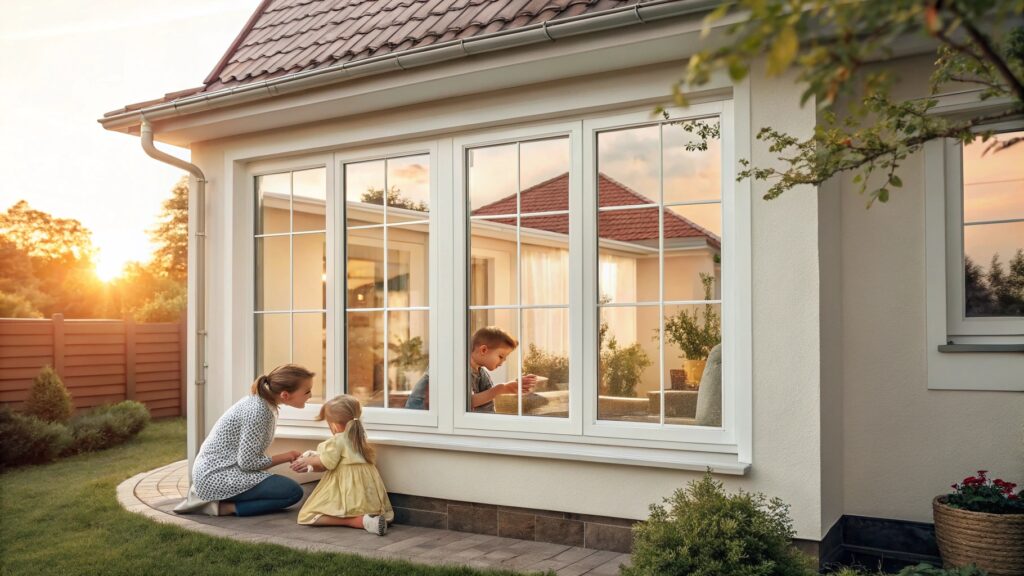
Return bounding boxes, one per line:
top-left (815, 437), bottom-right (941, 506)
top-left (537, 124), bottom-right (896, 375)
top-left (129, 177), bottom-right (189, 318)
top-left (473, 172), bottom-right (720, 247)
top-left (106, 0), bottom-right (651, 117)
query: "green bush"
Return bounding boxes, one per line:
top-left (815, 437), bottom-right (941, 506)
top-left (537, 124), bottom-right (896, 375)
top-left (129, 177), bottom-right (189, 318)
top-left (830, 564), bottom-right (988, 576)
top-left (24, 366), bottom-right (73, 424)
top-left (0, 406), bottom-right (73, 469)
top-left (600, 336), bottom-right (652, 398)
top-left (624, 472), bottom-right (815, 576)
top-left (522, 344), bottom-right (570, 388)
top-left (66, 401), bottom-right (151, 454)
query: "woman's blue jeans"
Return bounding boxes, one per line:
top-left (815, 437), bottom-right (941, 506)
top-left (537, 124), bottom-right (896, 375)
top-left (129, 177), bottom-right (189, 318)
top-left (227, 474), bottom-right (304, 517)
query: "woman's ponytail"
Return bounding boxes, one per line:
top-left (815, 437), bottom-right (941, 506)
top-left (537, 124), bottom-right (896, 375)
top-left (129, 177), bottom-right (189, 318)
top-left (251, 364), bottom-right (315, 405)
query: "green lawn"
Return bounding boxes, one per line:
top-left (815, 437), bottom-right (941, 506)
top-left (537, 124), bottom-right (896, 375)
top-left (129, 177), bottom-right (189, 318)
top-left (0, 418), bottom-right (538, 576)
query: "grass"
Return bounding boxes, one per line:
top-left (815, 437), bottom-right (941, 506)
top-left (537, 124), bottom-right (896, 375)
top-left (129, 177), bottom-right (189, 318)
top-left (0, 418), bottom-right (539, 576)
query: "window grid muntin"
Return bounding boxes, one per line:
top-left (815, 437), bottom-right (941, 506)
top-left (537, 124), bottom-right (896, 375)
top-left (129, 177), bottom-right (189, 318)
top-left (595, 118), bottom-right (723, 427)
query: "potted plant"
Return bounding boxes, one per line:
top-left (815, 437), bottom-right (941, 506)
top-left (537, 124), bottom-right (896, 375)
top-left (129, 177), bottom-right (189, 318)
top-left (388, 335), bottom-right (428, 390)
top-left (663, 273), bottom-right (721, 388)
top-left (933, 469), bottom-right (1024, 575)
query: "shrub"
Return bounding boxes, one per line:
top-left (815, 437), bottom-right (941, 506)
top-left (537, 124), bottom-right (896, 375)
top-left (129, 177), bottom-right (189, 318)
top-left (600, 336), bottom-right (651, 398)
top-left (24, 366), bottom-right (73, 424)
top-left (829, 564), bottom-right (988, 576)
top-left (624, 472), bottom-right (815, 576)
top-left (0, 406), bottom-right (73, 469)
top-left (522, 344), bottom-right (569, 388)
top-left (663, 273), bottom-right (721, 361)
top-left (66, 401), bottom-right (151, 454)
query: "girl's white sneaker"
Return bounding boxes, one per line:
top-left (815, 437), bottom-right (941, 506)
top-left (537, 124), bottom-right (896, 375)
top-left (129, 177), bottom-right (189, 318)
top-left (363, 514), bottom-right (387, 536)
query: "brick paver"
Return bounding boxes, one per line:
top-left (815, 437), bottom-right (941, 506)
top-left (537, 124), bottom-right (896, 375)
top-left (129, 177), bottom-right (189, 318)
top-left (117, 461), bottom-right (631, 574)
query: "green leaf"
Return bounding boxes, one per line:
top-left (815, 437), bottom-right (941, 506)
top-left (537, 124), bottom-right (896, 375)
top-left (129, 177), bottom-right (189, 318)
top-left (889, 174), bottom-right (903, 188)
top-left (767, 25), bottom-right (798, 76)
top-left (878, 188), bottom-right (890, 202)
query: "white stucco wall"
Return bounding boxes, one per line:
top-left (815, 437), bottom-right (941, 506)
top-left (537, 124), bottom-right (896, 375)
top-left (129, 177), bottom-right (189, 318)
top-left (186, 56), bottom-right (829, 538)
top-left (839, 54), bottom-right (1024, 523)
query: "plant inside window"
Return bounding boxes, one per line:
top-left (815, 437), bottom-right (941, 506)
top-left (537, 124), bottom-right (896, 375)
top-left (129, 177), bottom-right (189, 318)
top-left (598, 303), bottom-right (652, 398)
top-left (522, 344), bottom-right (569, 391)
top-left (388, 335), bottom-right (428, 390)
top-left (663, 273), bottom-right (721, 388)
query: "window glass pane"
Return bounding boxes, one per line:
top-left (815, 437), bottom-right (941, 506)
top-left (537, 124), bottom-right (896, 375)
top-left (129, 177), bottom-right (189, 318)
top-left (346, 161), bottom-right (385, 228)
top-left (467, 308), bottom-right (519, 414)
top-left (469, 144), bottom-right (517, 214)
top-left (663, 120), bottom-right (721, 204)
top-left (521, 307), bottom-right (569, 418)
top-left (347, 227), bottom-right (384, 309)
top-left (470, 218), bottom-right (517, 307)
top-left (256, 172), bottom-right (290, 235)
top-left (963, 131), bottom-right (1024, 222)
top-left (964, 221), bottom-right (1024, 317)
top-left (255, 236), bottom-right (290, 311)
top-left (386, 155), bottom-right (430, 213)
top-left (597, 125), bottom-right (659, 207)
top-left (388, 227), bottom-right (428, 308)
top-left (663, 205), bottom-right (722, 303)
top-left (520, 221), bottom-right (569, 306)
top-left (598, 207), bottom-right (658, 304)
top-left (598, 305), bottom-right (659, 422)
top-left (387, 310), bottom-right (429, 408)
top-left (294, 313), bottom-right (326, 402)
top-left (520, 137), bottom-right (570, 213)
top-left (256, 313), bottom-right (290, 377)
top-left (293, 233), bottom-right (326, 310)
top-left (293, 168), bottom-right (326, 232)
top-left (661, 303), bottom-right (722, 426)
top-left (348, 311), bottom-right (384, 407)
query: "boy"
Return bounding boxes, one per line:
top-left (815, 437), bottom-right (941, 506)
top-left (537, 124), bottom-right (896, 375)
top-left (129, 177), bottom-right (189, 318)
top-left (406, 326), bottom-right (535, 412)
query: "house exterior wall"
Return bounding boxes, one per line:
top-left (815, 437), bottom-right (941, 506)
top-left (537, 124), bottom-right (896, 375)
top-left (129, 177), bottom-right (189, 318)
top-left (188, 58), bottom-right (829, 538)
top-left (839, 54), bottom-right (1024, 523)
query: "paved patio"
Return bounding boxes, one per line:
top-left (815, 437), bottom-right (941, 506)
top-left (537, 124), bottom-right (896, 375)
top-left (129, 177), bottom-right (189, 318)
top-left (117, 460), bottom-right (632, 575)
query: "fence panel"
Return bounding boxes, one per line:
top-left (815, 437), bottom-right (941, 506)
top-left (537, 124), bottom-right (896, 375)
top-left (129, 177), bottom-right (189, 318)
top-left (0, 314), bottom-right (185, 418)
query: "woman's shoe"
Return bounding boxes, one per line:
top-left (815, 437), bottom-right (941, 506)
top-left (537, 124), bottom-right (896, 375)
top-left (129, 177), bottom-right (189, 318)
top-left (363, 514), bottom-right (387, 536)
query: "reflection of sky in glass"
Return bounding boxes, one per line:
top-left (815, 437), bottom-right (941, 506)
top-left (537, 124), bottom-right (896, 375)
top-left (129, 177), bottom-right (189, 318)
top-left (293, 167), bottom-right (326, 201)
top-left (387, 155), bottom-right (430, 210)
top-left (521, 138), bottom-right (570, 191)
top-left (663, 122), bottom-right (721, 204)
top-left (668, 204), bottom-right (722, 237)
top-left (965, 221), bottom-right (1023, 271)
top-left (469, 144), bottom-right (516, 211)
top-left (598, 125), bottom-right (659, 204)
top-left (345, 160), bottom-right (384, 204)
top-left (963, 131), bottom-right (1024, 222)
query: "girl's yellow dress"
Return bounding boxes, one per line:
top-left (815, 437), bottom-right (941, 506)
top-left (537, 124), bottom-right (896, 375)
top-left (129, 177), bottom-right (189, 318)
top-left (297, 428), bottom-right (394, 525)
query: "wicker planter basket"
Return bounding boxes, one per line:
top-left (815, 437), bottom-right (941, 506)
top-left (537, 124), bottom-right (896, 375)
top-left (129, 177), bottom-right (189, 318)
top-left (933, 496), bottom-right (1024, 576)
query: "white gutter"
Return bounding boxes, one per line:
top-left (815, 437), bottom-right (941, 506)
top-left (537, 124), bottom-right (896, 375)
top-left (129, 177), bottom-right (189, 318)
top-left (140, 119), bottom-right (207, 455)
top-left (100, 0), bottom-right (723, 132)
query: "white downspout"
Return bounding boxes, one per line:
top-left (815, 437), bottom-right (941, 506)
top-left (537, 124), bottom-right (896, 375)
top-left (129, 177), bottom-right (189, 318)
top-left (140, 119), bottom-right (207, 459)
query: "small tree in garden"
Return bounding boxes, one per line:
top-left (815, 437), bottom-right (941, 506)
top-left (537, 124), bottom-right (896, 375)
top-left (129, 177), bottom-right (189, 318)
top-left (663, 273), bottom-right (721, 362)
top-left (25, 366), bottom-right (73, 424)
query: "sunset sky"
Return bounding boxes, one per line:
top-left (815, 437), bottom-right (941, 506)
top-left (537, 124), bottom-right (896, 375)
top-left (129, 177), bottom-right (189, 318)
top-left (0, 0), bottom-right (256, 280)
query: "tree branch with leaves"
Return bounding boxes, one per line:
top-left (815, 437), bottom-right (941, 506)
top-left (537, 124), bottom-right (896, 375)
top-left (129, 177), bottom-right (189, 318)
top-left (675, 0), bottom-right (1024, 205)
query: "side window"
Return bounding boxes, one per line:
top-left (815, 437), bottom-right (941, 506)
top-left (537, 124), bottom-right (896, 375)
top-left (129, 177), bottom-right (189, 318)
top-left (343, 155), bottom-right (431, 409)
top-left (254, 168), bottom-right (328, 401)
top-left (959, 130), bottom-right (1024, 320)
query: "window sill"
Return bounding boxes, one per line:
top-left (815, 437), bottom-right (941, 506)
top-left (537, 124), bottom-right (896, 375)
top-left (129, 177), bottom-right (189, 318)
top-left (274, 424), bottom-right (750, 474)
top-left (938, 344), bottom-right (1024, 353)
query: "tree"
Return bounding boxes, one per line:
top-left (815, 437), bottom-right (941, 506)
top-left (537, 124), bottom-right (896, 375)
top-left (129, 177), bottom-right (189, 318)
top-left (675, 1), bottom-right (1024, 205)
top-left (361, 186), bottom-right (428, 212)
top-left (149, 176), bottom-right (188, 282)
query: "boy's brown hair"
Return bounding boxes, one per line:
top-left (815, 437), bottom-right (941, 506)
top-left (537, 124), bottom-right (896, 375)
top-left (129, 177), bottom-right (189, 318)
top-left (471, 326), bottom-right (517, 350)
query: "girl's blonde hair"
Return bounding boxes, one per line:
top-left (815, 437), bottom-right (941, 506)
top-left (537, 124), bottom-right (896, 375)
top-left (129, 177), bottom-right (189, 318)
top-left (317, 395), bottom-right (374, 464)
top-left (251, 364), bottom-right (315, 405)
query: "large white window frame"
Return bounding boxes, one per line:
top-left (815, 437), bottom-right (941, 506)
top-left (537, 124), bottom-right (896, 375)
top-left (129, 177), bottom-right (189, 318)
top-left (924, 94), bottom-right (1024, 391)
top-left (242, 100), bottom-right (753, 463)
top-left (247, 153), bottom-right (336, 423)
top-left (337, 140), bottom-right (441, 428)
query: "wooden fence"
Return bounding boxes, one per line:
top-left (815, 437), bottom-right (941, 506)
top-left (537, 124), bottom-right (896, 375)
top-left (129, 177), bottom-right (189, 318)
top-left (0, 314), bottom-right (185, 419)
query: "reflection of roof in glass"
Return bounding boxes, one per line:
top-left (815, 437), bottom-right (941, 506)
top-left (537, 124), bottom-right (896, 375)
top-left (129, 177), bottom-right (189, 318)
top-left (472, 172), bottom-right (720, 248)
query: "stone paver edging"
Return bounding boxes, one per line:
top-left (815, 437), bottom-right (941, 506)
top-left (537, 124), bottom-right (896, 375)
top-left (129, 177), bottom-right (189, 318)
top-left (116, 460), bottom-right (631, 575)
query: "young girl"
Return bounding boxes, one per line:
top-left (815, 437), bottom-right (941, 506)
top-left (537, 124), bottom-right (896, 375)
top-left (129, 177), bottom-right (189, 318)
top-left (291, 395), bottom-right (394, 535)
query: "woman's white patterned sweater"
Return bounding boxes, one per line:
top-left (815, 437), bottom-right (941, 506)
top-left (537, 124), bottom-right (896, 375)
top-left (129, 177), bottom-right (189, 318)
top-left (191, 395), bottom-right (278, 501)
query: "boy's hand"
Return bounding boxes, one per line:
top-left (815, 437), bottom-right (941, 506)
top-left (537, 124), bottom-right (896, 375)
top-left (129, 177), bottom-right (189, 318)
top-left (501, 375), bottom-right (536, 395)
